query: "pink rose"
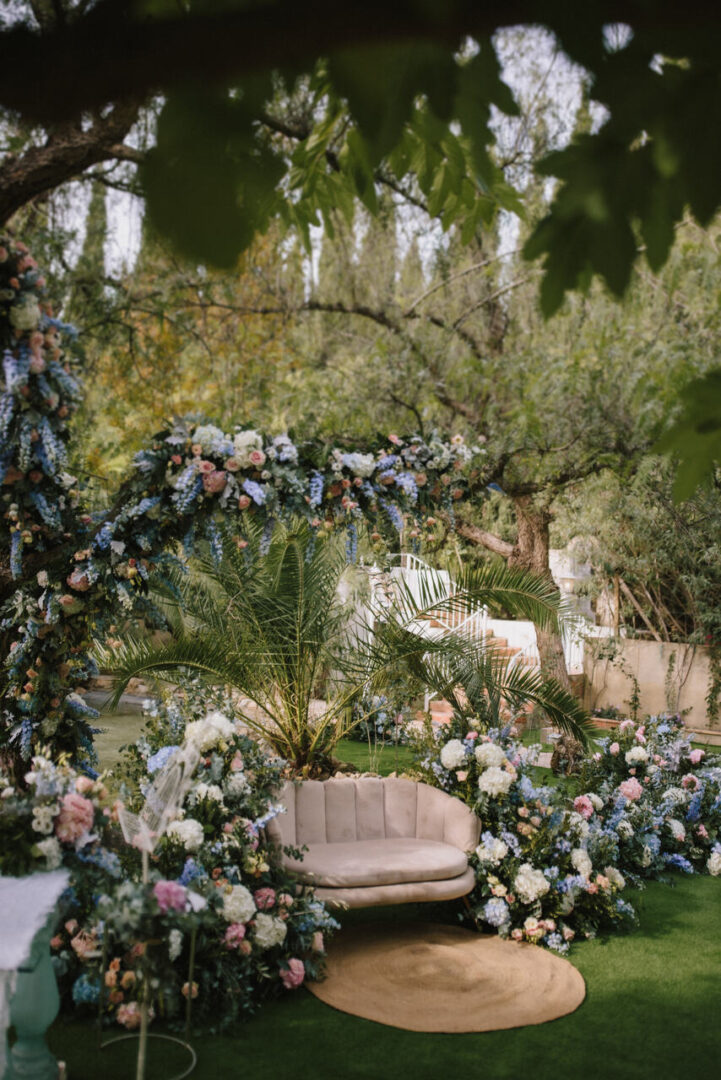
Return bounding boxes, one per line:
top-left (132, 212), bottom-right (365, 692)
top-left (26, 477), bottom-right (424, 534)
top-left (202, 469), bottom-right (227, 494)
top-left (279, 958), bottom-right (305, 990)
top-left (689, 749), bottom-right (705, 765)
top-left (609, 742), bottom-right (620, 756)
top-left (562, 926), bottom-right (575, 942)
top-left (618, 778), bottom-right (643, 802)
top-left (117, 1002), bottom-right (142, 1030)
top-left (277, 892), bottom-right (294, 909)
top-left (387, 434), bottom-right (401, 445)
top-left (681, 773), bottom-right (699, 791)
top-left (153, 880), bottom-right (187, 913)
top-left (596, 874), bottom-right (610, 890)
top-left (254, 887), bottom-right (276, 910)
top-left (466, 731), bottom-right (478, 740)
top-left (66, 568), bottom-right (90, 592)
top-left (573, 795), bottom-right (594, 820)
top-left (248, 449), bottom-right (266, 467)
top-left (456, 770), bottom-right (468, 782)
top-left (225, 457), bottom-right (240, 472)
top-left (238, 495), bottom-right (251, 510)
top-left (171, 454), bottom-right (182, 465)
top-left (511, 928), bottom-right (524, 941)
top-left (75, 776), bottom-right (94, 794)
top-left (230, 753), bottom-right (244, 772)
top-left (224, 923), bottom-right (247, 949)
top-left (198, 459), bottom-right (215, 474)
top-left (619, 719), bottom-right (635, 733)
top-left (586, 882), bottom-right (598, 894)
top-left (55, 793), bottom-right (94, 842)
top-left (697, 824), bottom-right (709, 839)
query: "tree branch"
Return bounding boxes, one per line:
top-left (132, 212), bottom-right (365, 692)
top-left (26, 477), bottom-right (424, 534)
top-left (454, 520), bottom-right (514, 560)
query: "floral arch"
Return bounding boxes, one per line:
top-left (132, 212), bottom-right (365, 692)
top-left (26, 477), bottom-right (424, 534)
top-left (0, 238), bottom-right (484, 763)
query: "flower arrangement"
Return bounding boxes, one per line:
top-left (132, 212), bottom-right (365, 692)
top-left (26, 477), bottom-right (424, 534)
top-left (86, 683), bottom-right (338, 1031)
top-left (415, 717), bottom-right (635, 952)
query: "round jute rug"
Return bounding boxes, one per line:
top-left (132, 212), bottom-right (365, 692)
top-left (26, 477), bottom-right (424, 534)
top-left (307, 922), bottom-right (586, 1033)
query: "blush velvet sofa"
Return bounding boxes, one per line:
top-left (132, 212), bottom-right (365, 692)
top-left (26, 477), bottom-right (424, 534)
top-left (265, 776), bottom-right (481, 908)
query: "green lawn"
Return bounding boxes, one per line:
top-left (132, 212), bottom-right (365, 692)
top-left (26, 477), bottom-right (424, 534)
top-left (49, 874), bottom-right (721, 1080)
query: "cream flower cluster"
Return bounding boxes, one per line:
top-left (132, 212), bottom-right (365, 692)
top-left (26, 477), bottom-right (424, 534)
top-left (166, 818), bottom-right (204, 851)
top-left (252, 912), bottom-right (287, 949)
top-left (440, 739), bottom-right (467, 771)
top-left (513, 863), bottom-right (550, 904)
top-left (478, 766), bottom-right (513, 797)
top-left (625, 746), bottom-right (649, 766)
top-left (185, 711), bottom-right (235, 752)
top-left (474, 742), bottom-right (507, 769)
top-left (707, 851), bottom-right (721, 876)
top-left (222, 884), bottom-right (256, 924)
top-left (571, 848), bottom-right (592, 878)
top-left (475, 836), bottom-right (509, 865)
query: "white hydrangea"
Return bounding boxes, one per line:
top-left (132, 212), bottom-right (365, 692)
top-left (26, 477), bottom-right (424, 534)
top-left (567, 811), bottom-right (590, 839)
top-left (185, 711), bottom-right (235, 752)
top-left (475, 836), bottom-right (508, 865)
top-left (252, 912), bottom-right (287, 949)
top-left (341, 452), bottom-right (376, 477)
top-left (617, 820), bottom-right (634, 839)
top-left (192, 424), bottom-right (227, 455)
top-left (707, 851), bottom-right (721, 876)
top-left (625, 746), bottom-right (649, 766)
top-left (588, 793), bottom-right (604, 811)
top-left (193, 782), bottom-right (224, 804)
top-left (478, 766), bottom-right (513, 797)
top-left (440, 739), bottom-right (466, 771)
top-left (667, 818), bottom-right (686, 842)
top-left (233, 429), bottom-right (263, 466)
top-left (10, 299), bottom-right (41, 332)
top-left (474, 742), bottom-right (507, 769)
top-left (35, 836), bottom-right (62, 870)
top-left (571, 848), bottom-right (593, 878)
top-left (640, 845), bottom-right (653, 867)
top-left (663, 787), bottom-right (687, 805)
top-left (166, 818), bottom-right (204, 852)
top-left (222, 884), bottom-right (256, 924)
top-left (224, 773), bottom-right (249, 799)
top-left (513, 863), bottom-right (550, 904)
top-left (604, 865), bottom-right (626, 890)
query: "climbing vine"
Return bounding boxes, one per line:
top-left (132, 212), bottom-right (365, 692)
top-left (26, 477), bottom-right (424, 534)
top-left (0, 237), bottom-right (485, 764)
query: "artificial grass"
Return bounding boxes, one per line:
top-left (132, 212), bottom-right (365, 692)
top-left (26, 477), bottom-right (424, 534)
top-left (48, 874), bottom-right (721, 1080)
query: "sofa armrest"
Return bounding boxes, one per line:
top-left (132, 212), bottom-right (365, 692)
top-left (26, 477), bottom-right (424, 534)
top-left (443, 796), bottom-right (481, 852)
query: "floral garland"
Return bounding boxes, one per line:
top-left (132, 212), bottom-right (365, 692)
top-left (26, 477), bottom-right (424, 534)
top-left (0, 236), bottom-right (486, 763)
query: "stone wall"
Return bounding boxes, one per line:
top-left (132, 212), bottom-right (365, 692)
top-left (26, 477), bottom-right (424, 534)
top-left (583, 638), bottom-right (719, 738)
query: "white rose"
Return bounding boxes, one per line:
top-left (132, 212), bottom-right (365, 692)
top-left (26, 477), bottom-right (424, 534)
top-left (252, 912), bottom-right (287, 949)
top-left (625, 746), bottom-right (649, 766)
top-left (513, 863), bottom-right (550, 904)
top-left (439, 739), bottom-right (466, 771)
top-left (475, 836), bottom-right (508, 865)
top-left (166, 818), bottom-right (204, 852)
top-left (571, 848), bottom-right (592, 878)
top-left (222, 884), bottom-right (256, 924)
top-left (478, 766), bottom-right (513, 797)
top-left (474, 742), bottom-right (507, 769)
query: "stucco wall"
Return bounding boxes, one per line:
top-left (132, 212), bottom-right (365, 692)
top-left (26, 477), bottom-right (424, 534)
top-left (583, 638), bottom-right (717, 732)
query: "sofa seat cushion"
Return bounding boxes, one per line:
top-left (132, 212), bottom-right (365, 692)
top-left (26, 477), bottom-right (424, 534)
top-left (284, 838), bottom-right (469, 888)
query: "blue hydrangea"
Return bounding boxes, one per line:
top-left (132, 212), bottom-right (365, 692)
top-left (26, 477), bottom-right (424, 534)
top-left (147, 745), bottom-right (180, 773)
top-left (483, 897), bottom-right (510, 928)
top-left (72, 974), bottom-right (100, 1005)
top-left (242, 479), bottom-right (266, 505)
top-left (664, 853), bottom-right (694, 873)
top-left (179, 858), bottom-right (205, 886)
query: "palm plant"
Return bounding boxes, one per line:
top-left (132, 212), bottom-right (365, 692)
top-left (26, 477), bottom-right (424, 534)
top-left (102, 522), bottom-right (592, 773)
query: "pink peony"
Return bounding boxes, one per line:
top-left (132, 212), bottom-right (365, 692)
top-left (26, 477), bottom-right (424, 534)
top-left (609, 742), bottom-right (620, 756)
top-left (689, 749), bottom-right (705, 765)
top-left (55, 793), bottom-right (94, 842)
top-left (618, 777), bottom-right (643, 802)
top-left (153, 880), bottom-right (187, 913)
top-left (254, 887), bottom-right (276, 911)
top-left (202, 469), bottom-right (227, 494)
top-left (279, 958), bottom-right (305, 990)
top-left (573, 795), bottom-right (595, 820)
top-left (681, 773), bottom-right (700, 791)
top-left (224, 923), bottom-right (247, 949)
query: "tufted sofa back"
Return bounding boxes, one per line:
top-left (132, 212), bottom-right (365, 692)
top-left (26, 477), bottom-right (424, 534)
top-left (266, 777), bottom-right (480, 853)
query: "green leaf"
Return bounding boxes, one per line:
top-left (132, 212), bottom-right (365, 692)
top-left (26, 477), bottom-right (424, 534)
top-left (655, 368), bottom-right (721, 500)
